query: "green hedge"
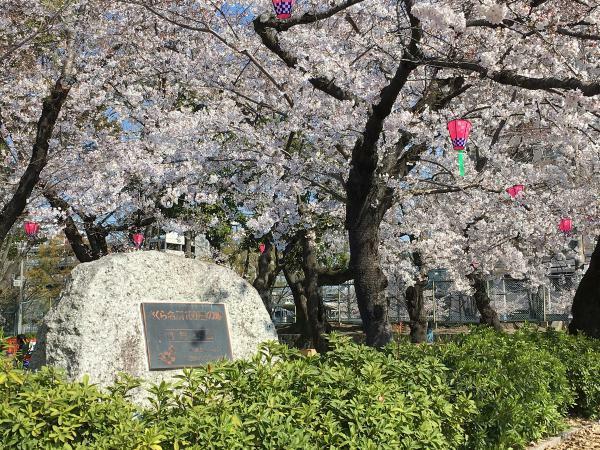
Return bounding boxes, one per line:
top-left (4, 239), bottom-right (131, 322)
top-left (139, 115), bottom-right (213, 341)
top-left (0, 328), bottom-right (598, 449)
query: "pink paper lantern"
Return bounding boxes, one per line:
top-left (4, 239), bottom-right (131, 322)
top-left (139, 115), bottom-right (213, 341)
top-left (272, 0), bottom-right (294, 19)
top-left (558, 218), bottom-right (573, 234)
top-left (259, 243), bottom-right (266, 254)
top-left (132, 233), bottom-right (144, 249)
top-left (447, 119), bottom-right (472, 150)
top-left (24, 221), bottom-right (39, 237)
top-left (506, 184), bottom-right (524, 198)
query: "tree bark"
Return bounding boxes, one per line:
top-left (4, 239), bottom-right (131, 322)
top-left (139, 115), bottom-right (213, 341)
top-left (421, 57), bottom-right (600, 97)
top-left (44, 191), bottom-right (95, 263)
top-left (283, 266), bottom-right (311, 348)
top-left (347, 217), bottom-right (392, 347)
top-left (406, 282), bottom-right (427, 343)
top-left (252, 241), bottom-right (278, 316)
top-left (344, 3), bottom-right (421, 348)
top-left (143, 224), bottom-right (153, 250)
top-left (242, 249), bottom-right (250, 279)
top-left (471, 275), bottom-right (503, 331)
top-left (317, 267), bottom-right (353, 286)
top-left (184, 231), bottom-right (193, 258)
top-left (301, 230), bottom-right (331, 351)
top-left (84, 220), bottom-right (108, 260)
top-left (0, 77), bottom-right (72, 245)
top-left (569, 236), bottom-right (600, 338)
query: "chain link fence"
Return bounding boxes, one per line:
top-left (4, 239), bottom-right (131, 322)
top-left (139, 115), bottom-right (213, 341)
top-left (272, 274), bottom-right (578, 326)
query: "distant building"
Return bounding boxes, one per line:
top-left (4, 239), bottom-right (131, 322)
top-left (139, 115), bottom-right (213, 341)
top-left (146, 232), bottom-right (211, 258)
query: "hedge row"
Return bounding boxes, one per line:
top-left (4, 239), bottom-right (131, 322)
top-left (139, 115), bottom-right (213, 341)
top-left (0, 328), bottom-right (599, 449)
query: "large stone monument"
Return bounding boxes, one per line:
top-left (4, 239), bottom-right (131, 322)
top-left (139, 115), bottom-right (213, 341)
top-left (31, 251), bottom-right (277, 391)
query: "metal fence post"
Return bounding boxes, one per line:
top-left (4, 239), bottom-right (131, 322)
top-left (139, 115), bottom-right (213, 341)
top-left (542, 287), bottom-right (547, 323)
top-left (337, 286), bottom-right (341, 325)
top-left (545, 288), bottom-right (552, 322)
top-left (502, 278), bottom-right (507, 321)
top-left (432, 280), bottom-right (437, 328)
top-left (347, 283), bottom-right (351, 321)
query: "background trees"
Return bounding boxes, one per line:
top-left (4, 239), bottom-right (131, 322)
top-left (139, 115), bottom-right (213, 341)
top-left (1, 0), bottom-right (598, 343)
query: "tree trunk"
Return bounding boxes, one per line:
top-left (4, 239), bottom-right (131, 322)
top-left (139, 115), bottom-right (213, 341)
top-left (471, 275), bottom-right (503, 331)
top-left (347, 219), bottom-right (391, 347)
top-left (252, 241), bottom-right (278, 316)
top-left (44, 191), bottom-right (94, 263)
top-left (0, 77), bottom-right (72, 245)
top-left (569, 236), bottom-right (600, 338)
top-left (283, 266), bottom-right (311, 348)
top-left (184, 231), bottom-right (193, 258)
top-left (301, 230), bottom-right (331, 351)
top-left (343, 14), bottom-right (422, 348)
top-left (406, 282), bottom-right (427, 343)
top-left (242, 249), bottom-right (250, 279)
top-left (143, 224), bottom-right (153, 250)
top-left (84, 221), bottom-right (108, 259)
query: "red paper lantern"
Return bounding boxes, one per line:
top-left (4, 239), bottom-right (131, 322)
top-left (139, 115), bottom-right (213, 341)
top-left (24, 221), bottom-right (39, 237)
top-left (272, 0), bottom-right (294, 19)
top-left (447, 119), bottom-right (472, 150)
top-left (506, 184), bottom-right (524, 198)
top-left (259, 243), bottom-right (266, 254)
top-left (132, 233), bottom-right (144, 249)
top-left (558, 218), bottom-right (573, 233)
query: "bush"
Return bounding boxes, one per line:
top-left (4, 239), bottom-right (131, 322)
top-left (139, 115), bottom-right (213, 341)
top-left (390, 328), bottom-right (574, 449)
top-left (0, 329), bottom-right (598, 449)
top-left (519, 327), bottom-right (600, 419)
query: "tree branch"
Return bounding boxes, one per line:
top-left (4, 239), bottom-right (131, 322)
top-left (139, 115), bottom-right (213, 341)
top-left (43, 191), bottom-right (94, 263)
top-left (420, 58), bottom-right (600, 96)
top-left (260, 0), bottom-right (365, 31)
top-left (556, 27), bottom-right (600, 41)
top-left (0, 76), bottom-right (74, 245)
top-left (317, 267), bottom-right (353, 285)
top-left (253, 16), bottom-right (362, 104)
top-left (105, 216), bottom-right (156, 233)
top-left (131, 0), bottom-right (294, 106)
top-left (347, 0), bottom-right (422, 228)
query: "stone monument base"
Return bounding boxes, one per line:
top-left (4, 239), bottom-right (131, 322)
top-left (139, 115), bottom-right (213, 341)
top-left (31, 251), bottom-right (277, 400)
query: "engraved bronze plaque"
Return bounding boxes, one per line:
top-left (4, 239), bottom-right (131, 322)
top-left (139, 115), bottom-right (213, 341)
top-left (140, 302), bottom-right (233, 370)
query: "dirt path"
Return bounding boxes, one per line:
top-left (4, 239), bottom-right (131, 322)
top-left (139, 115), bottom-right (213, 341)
top-left (529, 420), bottom-right (600, 450)
top-left (549, 422), bottom-right (600, 449)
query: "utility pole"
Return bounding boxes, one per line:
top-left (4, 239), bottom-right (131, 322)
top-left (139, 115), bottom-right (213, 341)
top-left (18, 255), bottom-right (24, 334)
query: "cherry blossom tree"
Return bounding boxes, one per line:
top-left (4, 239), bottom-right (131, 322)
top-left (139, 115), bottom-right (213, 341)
top-left (4, 0), bottom-right (599, 346)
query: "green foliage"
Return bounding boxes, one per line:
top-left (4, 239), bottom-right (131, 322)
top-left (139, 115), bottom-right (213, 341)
top-left (147, 338), bottom-right (475, 449)
top-left (518, 327), bottom-right (600, 419)
top-left (391, 328), bottom-right (574, 449)
top-left (0, 365), bottom-right (144, 449)
top-left (26, 237), bottom-right (76, 308)
top-left (0, 330), bottom-right (598, 449)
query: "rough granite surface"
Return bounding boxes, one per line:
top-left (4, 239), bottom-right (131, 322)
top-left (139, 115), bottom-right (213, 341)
top-left (30, 251), bottom-right (277, 398)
